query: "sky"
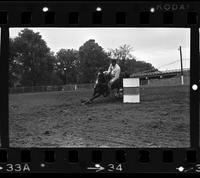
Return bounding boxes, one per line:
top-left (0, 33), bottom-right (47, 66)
top-left (9, 28), bottom-right (190, 71)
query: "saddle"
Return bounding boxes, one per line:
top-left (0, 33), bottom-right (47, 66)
top-left (94, 71), bottom-right (130, 97)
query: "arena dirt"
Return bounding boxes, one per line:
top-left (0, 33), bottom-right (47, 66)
top-left (9, 85), bottom-right (190, 147)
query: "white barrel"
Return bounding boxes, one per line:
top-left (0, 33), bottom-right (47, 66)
top-left (123, 78), bottom-right (140, 103)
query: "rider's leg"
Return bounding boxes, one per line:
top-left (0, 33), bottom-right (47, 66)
top-left (110, 78), bottom-right (121, 96)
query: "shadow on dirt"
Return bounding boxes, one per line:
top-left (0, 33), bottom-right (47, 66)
top-left (84, 96), bottom-right (123, 106)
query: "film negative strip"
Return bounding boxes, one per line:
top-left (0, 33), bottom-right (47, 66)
top-left (0, 0), bottom-right (200, 173)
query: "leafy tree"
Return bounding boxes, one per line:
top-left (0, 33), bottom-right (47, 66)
top-left (9, 38), bottom-right (23, 87)
top-left (79, 39), bottom-right (110, 83)
top-left (109, 44), bottom-right (157, 74)
top-left (109, 44), bottom-right (134, 72)
top-left (56, 49), bottom-right (79, 84)
top-left (9, 29), bottom-right (158, 87)
top-left (109, 44), bottom-right (133, 60)
top-left (133, 60), bottom-right (158, 73)
top-left (9, 28), bottom-right (56, 86)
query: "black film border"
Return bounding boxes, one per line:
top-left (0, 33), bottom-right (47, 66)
top-left (0, 1), bottom-right (199, 173)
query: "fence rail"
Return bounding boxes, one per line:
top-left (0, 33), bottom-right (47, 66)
top-left (9, 83), bottom-right (94, 94)
top-left (9, 75), bottom-right (190, 94)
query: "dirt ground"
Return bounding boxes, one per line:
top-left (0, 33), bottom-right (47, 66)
top-left (8, 85), bottom-right (190, 148)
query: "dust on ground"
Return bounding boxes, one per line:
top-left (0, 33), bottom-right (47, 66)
top-left (9, 85), bottom-right (190, 147)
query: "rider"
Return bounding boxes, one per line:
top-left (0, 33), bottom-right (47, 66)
top-left (104, 59), bottom-right (121, 94)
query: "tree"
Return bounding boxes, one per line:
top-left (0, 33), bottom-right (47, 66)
top-left (55, 49), bottom-right (79, 84)
top-left (9, 28), bottom-right (56, 86)
top-left (109, 44), bottom-right (134, 72)
top-left (79, 39), bottom-right (110, 83)
top-left (109, 44), bottom-right (133, 60)
top-left (36, 52), bottom-right (60, 86)
top-left (109, 44), bottom-right (158, 74)
top-left (133, 60), bottom-right (158, 73)
top-left (9, 38), bottom-right (23, 87)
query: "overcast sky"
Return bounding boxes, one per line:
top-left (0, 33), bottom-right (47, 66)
top-left (9, 28), bottom-right (190, 71)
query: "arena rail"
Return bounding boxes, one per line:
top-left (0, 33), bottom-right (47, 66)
top-left (9, 75), bottom-right (190, 94)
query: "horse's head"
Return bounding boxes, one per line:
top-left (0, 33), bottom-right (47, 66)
top-left (95, 72), bottom-right (106, 86)
top-left (93, 70), bottom-right (110, 95)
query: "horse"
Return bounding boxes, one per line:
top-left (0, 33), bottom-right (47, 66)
top-left (81, 71), bottom-right (130, 104)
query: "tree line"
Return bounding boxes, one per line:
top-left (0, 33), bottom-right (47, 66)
top-left (9, 29), bottom-right (157, 87)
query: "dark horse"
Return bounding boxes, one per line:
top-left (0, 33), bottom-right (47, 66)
top-left (81, 70), bottom-right (130, 104)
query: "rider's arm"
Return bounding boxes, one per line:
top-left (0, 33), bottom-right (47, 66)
top-left (104, 64), bottom-right (112, 75)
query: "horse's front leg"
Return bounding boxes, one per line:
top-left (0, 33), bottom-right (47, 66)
top-left (90, 93), bottom-right (101, 102)
top-left (84, 93), bottom-right (101, 104)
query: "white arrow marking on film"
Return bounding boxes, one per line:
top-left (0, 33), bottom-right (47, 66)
top-left (176, 166), bottom-right (184, 172)
top-left (87, 164), bottom-right (105, 172)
